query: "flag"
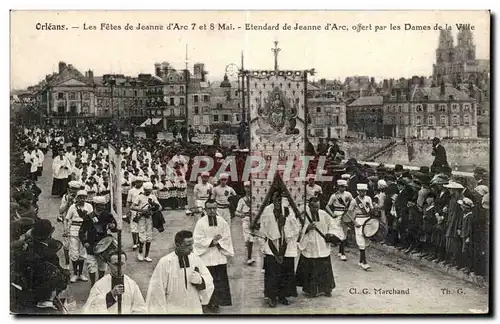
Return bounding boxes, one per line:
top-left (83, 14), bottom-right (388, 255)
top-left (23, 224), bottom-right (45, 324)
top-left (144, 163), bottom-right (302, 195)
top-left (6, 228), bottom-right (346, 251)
top-left (108, 144), bottom-right (123, 230)
top-left (248, 70), bottom-right (308, 214)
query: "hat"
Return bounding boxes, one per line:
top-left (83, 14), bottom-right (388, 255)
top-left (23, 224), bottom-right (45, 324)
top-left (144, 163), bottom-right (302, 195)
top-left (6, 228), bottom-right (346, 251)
top-left (135, 176), bottom-right (145, 182)
top-left (482, 193), bottom-right (489, 209)
top-left (384, 174), bottom-right (396, 182)
top-left (474, 167), bottom-right (487, 175)
top-left (31, 219), bottom-right (55, 241)
top-left (219, 173), bottom-right (229, 180)
top-left (419, 166), bottom-right (430, 174)
top-left (430, 174), bottom-right (449, 186)
top-left (341, 174), bottom-right (350, 180)
top-left (215, 152), bottom-right (223, 158)
top-left (143, 182), bottom-right (153, 190)
top-left (201, 171), bottom-right (210, 177)
top-left (68, 181), bottom-right (80, 189)
top-left (244, 181), bottom-right (251, 187)
top-left (77, 190), bottom-right (88, 196)
top-left (93, 196), bottom-right (107, 204)
top-left (443, 181), bottom-right (464, 189)
top-left (357, 183), bottom-right (368, 191)
top-left (337, 179), bottom-right (348, 186)
top-left (307, 174), bottom-right (316, 180)
top-left (394, 164), bottom-right (404, 172)
top-left (458, 198), bottom-right (474, 208)
top-left (377, 180), bottom-right (388, 189)
top-left (474, 185), bottom-right (489, 196)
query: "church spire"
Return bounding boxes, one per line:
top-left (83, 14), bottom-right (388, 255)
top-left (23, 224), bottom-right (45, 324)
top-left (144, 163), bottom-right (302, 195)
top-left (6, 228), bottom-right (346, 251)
top-left (438, 29), bottom-right (454, 49)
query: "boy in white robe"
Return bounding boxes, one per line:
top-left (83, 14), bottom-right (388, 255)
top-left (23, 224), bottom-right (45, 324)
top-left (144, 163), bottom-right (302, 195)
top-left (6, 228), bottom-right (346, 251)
top-left (193, 199), bottom-right (234, 313)
top-left (147, 230), bottom-right (214, 314)
top-left (82, 250), bottom-right (146, 314)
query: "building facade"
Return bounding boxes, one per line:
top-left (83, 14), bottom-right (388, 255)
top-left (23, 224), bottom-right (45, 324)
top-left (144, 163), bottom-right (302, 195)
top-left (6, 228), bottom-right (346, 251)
top-left (383, 84), bottom-right (478, 139)
top-left (307, 81), bottom-right (347, 138)
top-left (205, 74), bottom-right (242, 133)
top-left (347, 96), bottom-right (384, 138)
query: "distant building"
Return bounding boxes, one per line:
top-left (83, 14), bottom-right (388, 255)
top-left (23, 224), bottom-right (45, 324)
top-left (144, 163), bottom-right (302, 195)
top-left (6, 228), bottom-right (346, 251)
top-left (206, 74), bottom-right (242, 133)
top-left (383, 84), bottom-right (478, 139)
top-left (347, 95), bottom-right (384, 137)
top-left (307, 81), bottom-right (347, 138)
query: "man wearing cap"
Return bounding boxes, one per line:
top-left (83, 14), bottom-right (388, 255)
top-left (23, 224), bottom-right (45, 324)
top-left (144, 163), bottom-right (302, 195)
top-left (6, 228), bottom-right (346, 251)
top-left (194, 172), bottom-right (214, 209)
top-left (58, 180), bottom-right (81, 269)
top-left (193, 199), bottom-right (234, 313)
top-left (296, 197), bottom-right (337, 297)
top-left (473, 167), bottom-right (489, 187)
top-left (65, 190), bottom-right (93, 283)
top-left (212, 173), bottom-right (236, 225)
top-left (306, 175), bottom-right (323, 203)
top-left (126, 176), bottom-right (144, 250)
top-left (79, 196), bottom-right (117, 287)
top-left (235, 182), bottom-right (254, 265)
top-left (347, 183), bottom-right (373, 270)
top-left (130, 182), bottom-right (161, 262)
top-left (326, 179), bottom-right (353, 261)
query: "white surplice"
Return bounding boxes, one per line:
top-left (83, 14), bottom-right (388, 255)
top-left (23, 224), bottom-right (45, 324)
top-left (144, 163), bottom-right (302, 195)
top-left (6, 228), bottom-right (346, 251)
top-left (146, 252), bottom-right (214, 314)
top-left (193, 215), bottom-right (234, 267)
top-left (52, 155), bottom-right (71, 179)
top-left (260, 203), bottom-right (301, 258)
top-left (81, 274), bottom-right (146, 314)
top-left (298, 208), bottom-right (335, 258)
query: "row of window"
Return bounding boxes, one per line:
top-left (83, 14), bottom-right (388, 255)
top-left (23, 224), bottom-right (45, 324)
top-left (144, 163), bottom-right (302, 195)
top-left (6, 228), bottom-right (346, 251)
top-left (385, 114), bottom-right (473, 127)
top-left (313, 116), bottom-right (342, 126)
top-left (384, 103), bottom-right (473, 113)
top-left (314, 106), bottom-right (343, 113)
top-left (192, 114), bottom-right (242, 126)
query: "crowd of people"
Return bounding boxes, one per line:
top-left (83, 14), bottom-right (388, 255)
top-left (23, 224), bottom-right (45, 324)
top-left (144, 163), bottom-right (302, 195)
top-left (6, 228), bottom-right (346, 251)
top-left (10, 120), bottom-right (490, 314)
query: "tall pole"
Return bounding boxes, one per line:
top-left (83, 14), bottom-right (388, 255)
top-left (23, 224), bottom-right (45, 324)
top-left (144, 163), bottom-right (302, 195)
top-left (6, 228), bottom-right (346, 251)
top-left (240, 51), bottom-right (246, 123)
top-left (184, 44), bottom-right (189, 135)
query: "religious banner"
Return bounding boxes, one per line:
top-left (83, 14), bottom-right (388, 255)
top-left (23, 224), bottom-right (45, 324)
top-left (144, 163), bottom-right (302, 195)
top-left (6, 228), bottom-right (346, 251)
top-left (108, 144), bottom-right (123, 229)
top-left (248, 70), bottom-right (308, 214)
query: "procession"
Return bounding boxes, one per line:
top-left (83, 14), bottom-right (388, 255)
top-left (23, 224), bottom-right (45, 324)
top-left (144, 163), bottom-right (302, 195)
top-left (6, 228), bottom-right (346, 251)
top-left (9, 12), bottom-right (491, 314)
top-left (10, 120), bottom-right (490, 314)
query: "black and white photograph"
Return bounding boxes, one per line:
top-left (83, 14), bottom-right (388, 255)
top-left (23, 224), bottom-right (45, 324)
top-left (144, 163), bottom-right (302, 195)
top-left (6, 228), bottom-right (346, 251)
top-left (8, 10), bottom-right (491, 315)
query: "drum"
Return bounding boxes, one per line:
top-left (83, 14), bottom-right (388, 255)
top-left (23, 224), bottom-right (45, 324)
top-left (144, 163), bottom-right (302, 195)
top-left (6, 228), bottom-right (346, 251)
top-left (94, 235), bottom-right (118, 262)
top-left (362, 217), bottom-right (388, 242)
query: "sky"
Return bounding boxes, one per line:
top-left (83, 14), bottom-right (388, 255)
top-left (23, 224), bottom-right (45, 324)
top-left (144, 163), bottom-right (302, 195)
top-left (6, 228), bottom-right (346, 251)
top-left (10, 10), bottom-right (490, 89)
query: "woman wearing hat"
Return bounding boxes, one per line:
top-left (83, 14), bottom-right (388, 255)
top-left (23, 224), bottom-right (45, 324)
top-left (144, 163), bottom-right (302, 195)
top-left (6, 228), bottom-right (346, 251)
top-left (442, 181), bottom-right (465, 268)
top-left (457, 198), bottom-right (475, 274)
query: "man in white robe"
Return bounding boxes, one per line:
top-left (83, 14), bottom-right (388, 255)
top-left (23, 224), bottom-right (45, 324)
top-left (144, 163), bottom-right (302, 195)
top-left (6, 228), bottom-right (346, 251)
top-left (260, 191), bottom-right (301, 307)
top-left (82, 250), bottom-right (146, 314)
top-left (52, 148), bottom-right (71, 197)
top-left (146, 230), bottom-right (214, 314)
top-left (193, 199), bottom-right (234, 313)
top-left (296, 197), bottom-right (336, 297)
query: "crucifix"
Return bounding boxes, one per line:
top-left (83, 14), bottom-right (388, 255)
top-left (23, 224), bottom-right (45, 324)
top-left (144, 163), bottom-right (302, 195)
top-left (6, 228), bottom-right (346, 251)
top-left (271, 41), bottom-right (281, 71)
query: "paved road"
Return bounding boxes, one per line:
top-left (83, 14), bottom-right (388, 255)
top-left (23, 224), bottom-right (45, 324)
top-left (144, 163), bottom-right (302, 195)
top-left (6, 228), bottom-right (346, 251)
top-left (36, 156), bottom-right (489, 314)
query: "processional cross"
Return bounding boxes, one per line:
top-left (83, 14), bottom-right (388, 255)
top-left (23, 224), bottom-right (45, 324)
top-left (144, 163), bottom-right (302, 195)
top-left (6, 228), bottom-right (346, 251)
top-left (271, 41), bottom-right (281, 71)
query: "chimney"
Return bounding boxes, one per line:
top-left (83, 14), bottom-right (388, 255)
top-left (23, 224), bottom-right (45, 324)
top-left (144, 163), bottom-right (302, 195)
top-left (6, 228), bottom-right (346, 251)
top-left (154, 63), bottom-right (162, 78)
top-left (320, 78), bottom-right (326, 87)
top-left (88, 70), bottom-right (94, 80)
top-left (58, 61), bottom-right (67, 74)
top-left (440, 81), bottom-right (446, 96)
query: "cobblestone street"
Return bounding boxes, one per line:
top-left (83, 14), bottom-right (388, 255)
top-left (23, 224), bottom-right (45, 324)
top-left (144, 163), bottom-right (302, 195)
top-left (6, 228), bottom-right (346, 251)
top-left (37, 156), bottom-right (488, 314)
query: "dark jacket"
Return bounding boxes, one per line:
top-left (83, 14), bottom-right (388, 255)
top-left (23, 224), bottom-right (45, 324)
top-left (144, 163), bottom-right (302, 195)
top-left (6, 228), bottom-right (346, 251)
top-left (79, 211), bottom-right (117, 254)
top-left (431, 144), bottom-right (448, 172)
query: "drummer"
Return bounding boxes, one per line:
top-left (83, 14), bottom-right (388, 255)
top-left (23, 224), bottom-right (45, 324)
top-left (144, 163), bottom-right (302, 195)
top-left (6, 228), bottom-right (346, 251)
top-left (347, 183), bottom-right (373, 270)
top-left (79, 196), bottom-right (117, 286)
top-left (326, 179), bottom-right (353, 261)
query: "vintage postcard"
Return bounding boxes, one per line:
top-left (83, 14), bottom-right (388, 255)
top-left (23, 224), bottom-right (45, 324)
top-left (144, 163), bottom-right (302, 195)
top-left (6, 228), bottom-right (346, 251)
top-left (9, 10), bottom-right (490, 315)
